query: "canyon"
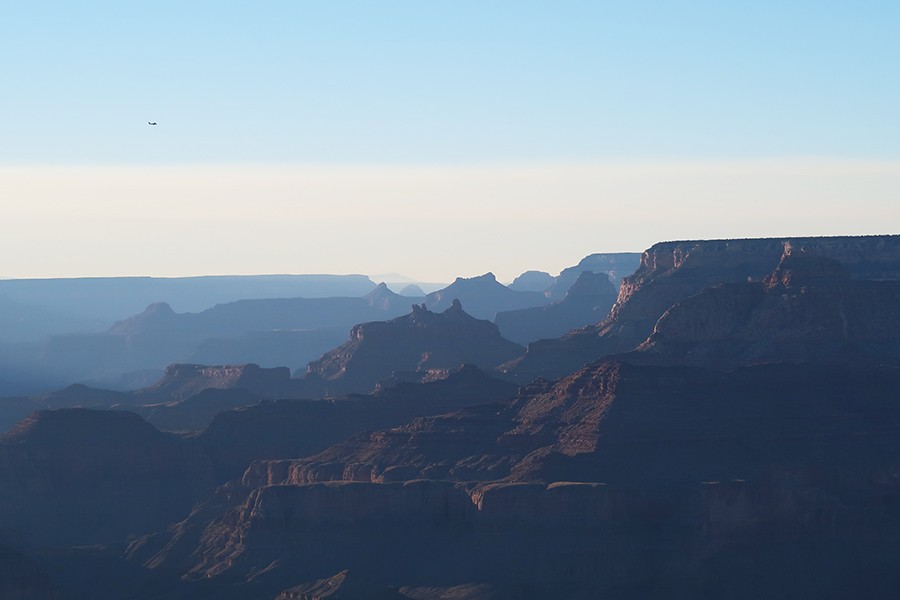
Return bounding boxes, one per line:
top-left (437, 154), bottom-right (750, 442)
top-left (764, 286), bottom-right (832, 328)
top-left (1, 236), bottom-right (899, 598)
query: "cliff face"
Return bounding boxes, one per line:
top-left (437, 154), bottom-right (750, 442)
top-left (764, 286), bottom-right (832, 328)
top-left (257, 359), bottom-right (900, 491)
top-left (198, 365), bottom-right (517, 483)
top-left (547, 252), bottom-right (642, 298)
top-left (130, 358), bottom-right (900, 598)
top-left (145, 469), bottom-right (900, 599)
top-left (636, 251), bottom-right (900, 367)
top-left (10, 235), bottom-right (900, 599)
top-left (504, 235), bottom-right (900, 382)
top-left (300, 302), bottom-right (524, 396)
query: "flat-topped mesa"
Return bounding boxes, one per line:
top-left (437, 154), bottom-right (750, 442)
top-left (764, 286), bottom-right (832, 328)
top-left (616, 235), bottom-right (900, 312)
top-left (634, 248), bottom-right (900, 367)
top-left (504, 235), bottom-right (900, 382)
top-left (143, 363), bottom-right (292, 400)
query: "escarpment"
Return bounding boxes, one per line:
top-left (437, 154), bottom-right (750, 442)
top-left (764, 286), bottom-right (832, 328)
top-left (7, 234), bottom-right (900, 600)
top-left (504, 235), bottom-right (900, 382)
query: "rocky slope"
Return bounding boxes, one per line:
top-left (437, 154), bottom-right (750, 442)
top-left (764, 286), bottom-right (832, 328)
top-left (507, 253), bottom-right (642, 298)
top-left (504, 235), bottom-right (900, 382)
top-left (6, 235), bottom-right (900, 598)
top-left (0, 365), bottom-right (287, 435)
top-left (199, 365), bottom-right (517, 482)
top-left (508, 270), bottom-right (556, 292)
top-left (134, 387), bottom-right (264, 432)
top-left (124, 357), bottom-right (900, 598)
top-left (252, 359), bottom-right (900, 486)
top-left (545, 252), bottom-right (642, 299)
top-left (0, 409), bottom-right (215, 546)
top-left (0, 365), bottom-right (515, 552)
top-left (298, 301), bottom-right (525, 396)
top-left (495, 271), bottom-right (618, 344)
top-left (636, 250), bottom-right (900, 367)
top-left (139, 362), bottom-right (295, 401)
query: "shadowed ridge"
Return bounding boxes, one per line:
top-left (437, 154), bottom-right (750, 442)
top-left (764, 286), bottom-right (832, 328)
top-left (424, 273), bottom-right (548, 320)
top-left (495, 271), bottom-right (618, 344)
top-left (0, 407), bottom-right (215, 546)
top-left (0, 407), bottom-right (164, 446)
top-left (108, 301), bottom-right (178, 335)
top-left (300, 302), bottom-right (524, 396)
top-left (365, 282), bottom-right (422, 310)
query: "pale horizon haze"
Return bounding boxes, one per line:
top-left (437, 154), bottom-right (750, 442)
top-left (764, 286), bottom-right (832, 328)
top-left (2, 2), bottom-right (898, 282)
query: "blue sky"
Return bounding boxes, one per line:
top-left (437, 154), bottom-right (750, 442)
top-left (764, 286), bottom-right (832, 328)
top-left (1, 2), bottom-right (898, 280)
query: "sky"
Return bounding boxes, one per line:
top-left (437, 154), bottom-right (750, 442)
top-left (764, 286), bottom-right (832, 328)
top-left (1, 1), bottom-right (898, 282)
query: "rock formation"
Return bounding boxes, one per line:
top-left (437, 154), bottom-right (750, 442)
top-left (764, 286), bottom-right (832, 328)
top-left (200, 364), bottom-right (517, 482)
top-left (5, 234), bottom-right (900, 599)
top-left (139, 362), bottom-right (294, 401)
top-left (299, 301), bottom-right (524, 396)
top-left (508, 270), bottom-right (555, 292)
top-left (545, 252), bottom-right (642, 299)
top-left (29, 284), bottom-right (422, 390)
top-left (136, 357), bottom-right (900, 598)
top-left (504, 235), bottom-right (900, 382)
top-left (135, 387), bottom-right (264, 432)
top-left (424, 273), bottom-right (549, 320)
top-left (495, 271), bottom-right (618, 344)
top-left (636, 250), bottom-right (900, 367)
top-left (398, 284), bottom-right (427, 297)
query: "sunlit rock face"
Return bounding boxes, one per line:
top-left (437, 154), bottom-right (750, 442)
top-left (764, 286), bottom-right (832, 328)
top-left (144, 359), bottom-right (900, 599)
top-left (503, 235), bottom-right (900, 382)
top-left (635, 250), bottom-right (900, 367)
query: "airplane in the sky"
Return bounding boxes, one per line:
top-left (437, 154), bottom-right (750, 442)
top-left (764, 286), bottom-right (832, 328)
top-left (148, 121), bottom-right (157, 125)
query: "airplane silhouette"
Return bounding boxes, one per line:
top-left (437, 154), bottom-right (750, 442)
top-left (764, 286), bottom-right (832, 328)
top-left (148, 121), bottom-right (157, 125)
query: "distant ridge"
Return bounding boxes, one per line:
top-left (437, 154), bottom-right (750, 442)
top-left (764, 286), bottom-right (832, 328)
top-left (300, 300), bottom-right (525, 396)
top-left (0, 273), bottom-right (378, 327)
top-left (424, 273), bottom-right (548, 320)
